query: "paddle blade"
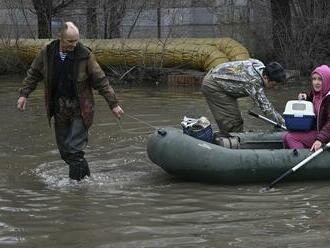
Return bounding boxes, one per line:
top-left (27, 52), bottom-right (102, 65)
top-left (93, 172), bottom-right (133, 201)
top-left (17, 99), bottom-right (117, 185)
top-left (261, 169), bottom-right (294, 192)
top-left (259, 186), bottom-right (275, 193)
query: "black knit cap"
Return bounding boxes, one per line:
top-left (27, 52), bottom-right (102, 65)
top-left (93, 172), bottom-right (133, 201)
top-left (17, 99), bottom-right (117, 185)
top-left (263, 62), bottom-right (286, 83)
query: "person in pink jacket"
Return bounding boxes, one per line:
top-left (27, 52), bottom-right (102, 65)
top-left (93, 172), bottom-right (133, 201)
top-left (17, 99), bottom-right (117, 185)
top-left (283, 65), bottom-right (330, 151)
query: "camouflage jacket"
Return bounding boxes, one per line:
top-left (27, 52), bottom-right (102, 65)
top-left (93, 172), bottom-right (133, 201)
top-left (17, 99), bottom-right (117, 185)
top-left (204, 59), bottom-right (284, 124)
top-left (19, 40), bottom-right (118, 128)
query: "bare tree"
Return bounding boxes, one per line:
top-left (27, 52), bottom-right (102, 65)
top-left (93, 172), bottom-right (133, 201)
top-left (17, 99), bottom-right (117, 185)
top-left (86, 0), bottom-right (98, 38)
top-left (2, 0), bottom-right (21, 40)
top-left (271, 0), bottom-right (292, 54)
top-left (157, 0), bottom-right (161, 39)
top-left (102, 0), bottom-right (127, 39)
top-left (31, 0), bottom-right (75, 38)
top-left (1, 0), bottom-right (36, 39)
top-left (127, 0), bottom-right (147, 38)
top-left (272, 0), bottom-right (330, 71)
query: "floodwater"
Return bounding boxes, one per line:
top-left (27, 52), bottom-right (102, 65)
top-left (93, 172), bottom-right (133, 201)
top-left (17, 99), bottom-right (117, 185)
top-left (1, 76), bottom-right (330, 248)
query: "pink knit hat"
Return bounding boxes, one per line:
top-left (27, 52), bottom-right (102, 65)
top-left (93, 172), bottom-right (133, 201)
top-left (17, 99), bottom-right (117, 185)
top-left (312, 65), bottom-right (330, 96)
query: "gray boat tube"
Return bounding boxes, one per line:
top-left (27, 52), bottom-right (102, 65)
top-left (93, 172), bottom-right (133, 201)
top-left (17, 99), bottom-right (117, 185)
top-left (147, 127), bottom-right (330, 184)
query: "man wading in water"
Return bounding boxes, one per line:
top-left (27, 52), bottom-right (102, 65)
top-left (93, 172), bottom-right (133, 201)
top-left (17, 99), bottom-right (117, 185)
top-left (17, 22), bottom-right (124, 181)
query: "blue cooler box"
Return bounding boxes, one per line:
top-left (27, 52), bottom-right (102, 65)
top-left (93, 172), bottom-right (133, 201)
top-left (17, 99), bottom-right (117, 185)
top-left (283, 100), bottom-right (315, 131)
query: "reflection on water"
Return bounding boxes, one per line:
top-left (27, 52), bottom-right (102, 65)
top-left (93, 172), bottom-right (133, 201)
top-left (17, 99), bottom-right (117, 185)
top-left (2, 75), bottom-right (330, 248)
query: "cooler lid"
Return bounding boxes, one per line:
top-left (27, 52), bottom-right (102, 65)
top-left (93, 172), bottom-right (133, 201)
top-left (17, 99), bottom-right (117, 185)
top-left (283, 100), bottom-right (315, 117)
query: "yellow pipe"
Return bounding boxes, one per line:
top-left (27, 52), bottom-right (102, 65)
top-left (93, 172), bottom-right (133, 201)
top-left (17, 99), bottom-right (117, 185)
top-left (6, 38), bottom-right (250, 71)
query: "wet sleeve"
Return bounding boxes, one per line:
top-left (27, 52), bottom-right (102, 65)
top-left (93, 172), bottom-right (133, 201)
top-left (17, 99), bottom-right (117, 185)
top-left (249, 85), bottom-right (285, 125)
top-left (19, 51), bottom-right (44, 97)
top-left (88, 53), bottom-right (118, 109)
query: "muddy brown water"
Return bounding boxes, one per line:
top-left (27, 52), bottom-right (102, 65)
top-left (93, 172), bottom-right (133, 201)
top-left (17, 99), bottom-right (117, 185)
top-left (1, 76), bottom-right (330, 248)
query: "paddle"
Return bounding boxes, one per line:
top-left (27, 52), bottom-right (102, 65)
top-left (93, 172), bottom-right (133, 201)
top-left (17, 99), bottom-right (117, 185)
top-left (262, 141), bottom-right (330, 191)
top-left (248, 110), bottom-right (287, 131)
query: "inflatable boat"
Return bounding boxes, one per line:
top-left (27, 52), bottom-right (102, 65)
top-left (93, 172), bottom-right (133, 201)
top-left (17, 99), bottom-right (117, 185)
top-left (147, 127), bottom-right (330, 184)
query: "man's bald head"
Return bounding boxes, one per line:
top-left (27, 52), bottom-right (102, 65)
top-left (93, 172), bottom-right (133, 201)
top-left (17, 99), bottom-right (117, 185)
top-left (59, 22), bottom-right (79, 37)
top-left (58, 22), bottom-right (80, 52)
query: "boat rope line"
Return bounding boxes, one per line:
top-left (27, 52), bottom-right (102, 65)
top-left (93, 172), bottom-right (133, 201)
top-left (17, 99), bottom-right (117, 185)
top-left (115, 113), bottom-right (158, 134)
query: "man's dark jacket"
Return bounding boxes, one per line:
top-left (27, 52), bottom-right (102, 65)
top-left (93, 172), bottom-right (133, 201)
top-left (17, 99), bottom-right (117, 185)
top-left (20, 40), bottom-right (118, 128)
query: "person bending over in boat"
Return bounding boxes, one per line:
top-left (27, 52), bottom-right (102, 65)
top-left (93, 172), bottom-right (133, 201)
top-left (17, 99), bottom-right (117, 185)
top-left (201, 59), bottom-right (286, 134)
top-left (283, 65), bottom-right (330, 151)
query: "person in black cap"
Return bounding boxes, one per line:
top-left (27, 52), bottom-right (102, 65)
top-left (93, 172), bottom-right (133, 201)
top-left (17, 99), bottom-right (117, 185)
top-left (201, 59), bottom-right (286, 133)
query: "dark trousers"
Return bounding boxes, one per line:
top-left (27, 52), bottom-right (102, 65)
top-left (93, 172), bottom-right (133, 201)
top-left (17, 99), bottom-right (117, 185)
top-left (201, 77), bottom-right (244, 133)
top-left (54, 97), bottom-right (90, 181)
